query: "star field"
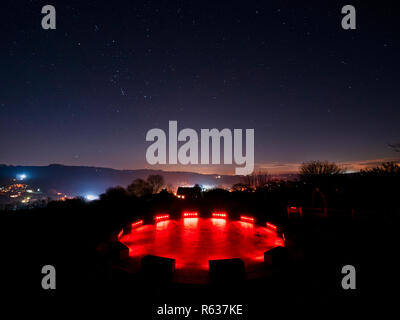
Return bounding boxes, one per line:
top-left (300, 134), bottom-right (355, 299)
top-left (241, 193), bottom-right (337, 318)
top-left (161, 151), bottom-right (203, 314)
top-left (0, 0), bottom-right (399, 173)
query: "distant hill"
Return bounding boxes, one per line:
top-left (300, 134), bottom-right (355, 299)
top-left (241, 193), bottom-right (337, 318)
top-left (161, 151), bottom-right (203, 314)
top-left (0, 164), bottom-right (242, 197)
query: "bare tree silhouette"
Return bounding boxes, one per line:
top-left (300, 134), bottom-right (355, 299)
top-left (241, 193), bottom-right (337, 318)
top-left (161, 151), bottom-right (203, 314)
top-left (241, 171), bottom-right (270, 190)
top-left (147, 174), bottom-right (165, 193)
top-left (361, 161), bottom-right (400, 175)
top-left (300, 160), bottom-right (344, 179)
top-left (388, 143), bottom-right (400, 152)
top-left (127, 179), bottom-right (153, 197)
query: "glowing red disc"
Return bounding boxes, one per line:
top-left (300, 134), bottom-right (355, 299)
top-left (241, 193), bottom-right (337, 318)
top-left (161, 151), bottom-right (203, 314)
top-left (119, 217), bottom-right (284, 283)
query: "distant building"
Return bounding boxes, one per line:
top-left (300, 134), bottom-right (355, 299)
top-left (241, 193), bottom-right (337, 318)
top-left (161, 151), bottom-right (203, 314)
top-left (176, 185), bottom-right (201, 199)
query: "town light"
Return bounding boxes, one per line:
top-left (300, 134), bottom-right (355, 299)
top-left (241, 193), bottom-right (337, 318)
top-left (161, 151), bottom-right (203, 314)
top-left (17, 173), bottom-right (27, 181)
top-left (85, 194), bottom-right (99, 201)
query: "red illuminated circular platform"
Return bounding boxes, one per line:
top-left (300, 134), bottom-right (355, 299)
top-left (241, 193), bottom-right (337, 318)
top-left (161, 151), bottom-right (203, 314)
top-left (119, 217), bottom-right (284, 283)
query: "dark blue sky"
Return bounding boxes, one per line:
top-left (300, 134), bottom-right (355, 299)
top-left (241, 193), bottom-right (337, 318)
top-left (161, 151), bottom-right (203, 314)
top-left (1, 0), bottom-right (399, 174)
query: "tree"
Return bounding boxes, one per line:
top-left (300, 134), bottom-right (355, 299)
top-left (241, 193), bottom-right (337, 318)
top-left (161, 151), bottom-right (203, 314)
top-left (300, 161), bottom-right (344, 180)
top-left (100, 186), bottom-right (128, 201)
top-left (127, 179), bottom-right (153, 197)
top-left (147, 174), bottom-right (165, 193)
top-left (231, 183), bottom-right (251, 192)
top-left (388, 143), bottom-right (400, 152)
top-left (241, 171), bottom-right (270, 190)
top-left (361, 161), bottom-right (400, 176)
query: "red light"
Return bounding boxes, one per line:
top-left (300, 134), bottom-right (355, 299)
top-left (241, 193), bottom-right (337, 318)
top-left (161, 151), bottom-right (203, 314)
top-left (117, 228), bottom-right (123, 240)
top-left (119, 218), bottom-right (286, 280)
top-left (290, 206), bottom-right (297, 210)
top-left (212, 212), bottom-right (227, 218)
top-left (266, 222), bottom-right (277, 231)
top-left (240, 215), bottom-right (255, 223)
top-left (183, 212), bottom-right (198, 217)
top-left (131, 220), bottom-right (143, 228)
top-left (154, 214), bottom-right (170, 221)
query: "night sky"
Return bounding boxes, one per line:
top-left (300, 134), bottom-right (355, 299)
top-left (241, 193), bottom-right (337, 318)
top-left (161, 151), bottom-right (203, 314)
top-left (1, 0), bottom-right (399, 174)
